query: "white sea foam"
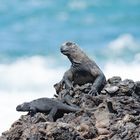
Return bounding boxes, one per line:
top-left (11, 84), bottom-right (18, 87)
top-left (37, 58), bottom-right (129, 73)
top-left (104, 61), bottom-right (140, 81)
top-left (0, 56), bottom-right (65, 95)
top-left (104, 54), bottom-right (140, 81)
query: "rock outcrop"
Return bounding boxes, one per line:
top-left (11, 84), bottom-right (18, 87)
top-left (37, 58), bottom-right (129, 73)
top-left (0, 76), bottom-right (140, 140)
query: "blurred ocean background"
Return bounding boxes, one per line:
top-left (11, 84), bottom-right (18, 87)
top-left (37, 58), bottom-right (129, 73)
top-left (0, 0), bottom-right (140, 134)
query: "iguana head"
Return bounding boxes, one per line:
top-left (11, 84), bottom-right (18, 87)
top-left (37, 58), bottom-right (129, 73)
top-left (16, 102), bottom-right (30, 111)
top-left (60, 42), bottom-right (87, 64)
top-left (61, 42), bottom-right (80, 55)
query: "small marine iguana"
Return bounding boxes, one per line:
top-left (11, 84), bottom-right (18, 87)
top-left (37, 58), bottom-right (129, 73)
top-left (16, 97), bottom-right (80, 121)
top-left (55, 42), bottom-right (106, 95)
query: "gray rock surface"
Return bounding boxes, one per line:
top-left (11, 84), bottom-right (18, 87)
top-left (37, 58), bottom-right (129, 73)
top-left (0, 76), bottom-right (140, 140)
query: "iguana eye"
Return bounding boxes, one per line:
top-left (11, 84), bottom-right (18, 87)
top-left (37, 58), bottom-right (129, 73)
top-left (66, 42), bottom-right (73, 46)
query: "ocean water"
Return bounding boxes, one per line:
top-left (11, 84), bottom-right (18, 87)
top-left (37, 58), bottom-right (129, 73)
top-left (0, 0), bottom-right (140, 134)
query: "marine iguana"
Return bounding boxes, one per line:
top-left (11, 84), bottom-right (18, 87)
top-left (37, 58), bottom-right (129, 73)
top-left (55, 42), bottom-right (106, 95)
top-left (16, 97), bottom-right (80, 121)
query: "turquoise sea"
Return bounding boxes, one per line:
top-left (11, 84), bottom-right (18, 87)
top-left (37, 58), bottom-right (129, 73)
top-left (0, 0), bottom-right (140, 133)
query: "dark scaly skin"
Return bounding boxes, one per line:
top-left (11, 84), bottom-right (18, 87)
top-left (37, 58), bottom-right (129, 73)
top-left (55, 42), bottom-right (106, 96)
top-left (16, 97), bottom-right (80, 121)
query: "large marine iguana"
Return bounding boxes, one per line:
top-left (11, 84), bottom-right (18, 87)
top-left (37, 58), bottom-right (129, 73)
top-left (55, 42), bottom-right (106, 95)
top-left (16, 97), bottom-right (80, 121)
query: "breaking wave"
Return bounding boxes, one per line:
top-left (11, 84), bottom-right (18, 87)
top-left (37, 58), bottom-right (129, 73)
top-left (104, 34), bottom-right (140, 81)
top-left (0, 56), bottom-right (65, 96)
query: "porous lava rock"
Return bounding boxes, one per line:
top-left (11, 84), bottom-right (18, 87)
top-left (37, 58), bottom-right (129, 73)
top-left (0, 76), bottom-right (140, 140)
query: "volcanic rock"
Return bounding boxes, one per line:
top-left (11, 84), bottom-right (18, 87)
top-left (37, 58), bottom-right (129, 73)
top-left (0, 76), bottom-right (140, 140)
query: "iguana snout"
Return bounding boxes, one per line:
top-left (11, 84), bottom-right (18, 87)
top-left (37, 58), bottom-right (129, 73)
top-left (16, 102), bottom-right (30, 111)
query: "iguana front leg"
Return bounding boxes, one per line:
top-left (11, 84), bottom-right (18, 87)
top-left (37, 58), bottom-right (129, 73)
top-left (63, 69), bottom-right (73, 89)
top-left (47, 107), bottom-right (58, 122)
top-left (29, 107), bottom-right (37, 117)
top-left (88, 72), bottom-right (106, 96)
top-left (54, 69), bottom-right (73, 93)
